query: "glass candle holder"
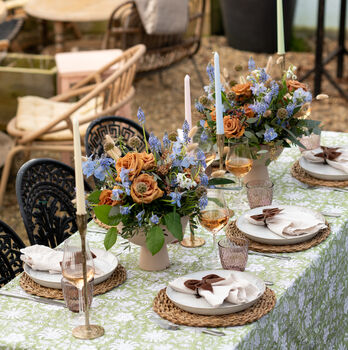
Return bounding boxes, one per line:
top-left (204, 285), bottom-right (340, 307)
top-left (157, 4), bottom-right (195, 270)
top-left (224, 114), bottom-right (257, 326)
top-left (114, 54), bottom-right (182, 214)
top-left (246, 180), bottom-right (274, 209)
top-left (61, 277), bottom-right (93, 313)
top-left (218, 237), bottom-right (249, 271)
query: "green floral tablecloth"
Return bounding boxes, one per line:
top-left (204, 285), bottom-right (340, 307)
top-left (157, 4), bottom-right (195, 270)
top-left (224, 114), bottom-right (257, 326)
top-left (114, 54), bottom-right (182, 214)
top-left (0, 131), bottom-right (347, 350)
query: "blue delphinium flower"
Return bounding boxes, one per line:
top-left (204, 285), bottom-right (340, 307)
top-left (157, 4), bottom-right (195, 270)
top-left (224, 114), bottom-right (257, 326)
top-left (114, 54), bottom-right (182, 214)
top-left (82, 156), bottom-right (96, 178)
top-left (181, 155), bottom-right (196, 168)
top-left (137, 107), bottom-right (145, 126)
top-left (259, 69), bottom-right (269, 83)
top-left (264, 81), bottom-right (279, 104)
top-left (120, 168), bottom-right (131, 195)
top-left (199, 119), bottom-right (206, 128)
top-left (136, 210), bottom-right (145, 226)
top-left (293, 88), bottom-right (312, 104)
top-left (199, 196), bottom-right (208, 210)
top-left (169, 192), bottom-right (182, 207)
top-left (94, 157), bottom-right (114, 181)
top-left (250, 101), bottom-right (269, 116)
top-left (251, 82), bottom-right (267, 97)
top-left (195, 101), bottom-right (205, 113)
top-left (170, 141), bottom-right (182, 160)
top-left (150, 214), bottom-right (160, 225)
top-left (162, 132), bottom-right (171, 149)
top-left (182, 120), bottom-right (190, 144)
top-left (196, 149), bottom-right (206, 168)
top-left (248, 57), bottom-right (256, 71)
top-left (200, 130), bottom-right (208, 143)
top-left (264, 128), bottom-right (278, 142)
top-left (206, 63), bottom-right (215, 83)
top-left (286, 103), bottom-right (296, 117)
top-left (200, 174), bottom-right (209, 187)
top-left (148, 132), bottom-right (162, 153)
top-left (120, 206), bottom-right (131, 215)
top-left (112, 188), bottom-right (123, 201)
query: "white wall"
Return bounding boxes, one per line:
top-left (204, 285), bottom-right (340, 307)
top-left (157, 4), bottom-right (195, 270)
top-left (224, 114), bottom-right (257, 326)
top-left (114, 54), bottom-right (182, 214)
top-left (294, 0), bottom-right (348, 29)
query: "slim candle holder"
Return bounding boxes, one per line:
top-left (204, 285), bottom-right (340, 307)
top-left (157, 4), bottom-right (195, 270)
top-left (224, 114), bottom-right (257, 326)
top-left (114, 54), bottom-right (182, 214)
top-left (216, 134), bottom-right (225, 170)
top-left (72, 214), bottom-right (104, 340)
top-left (180, 223), bottom-right (205, 248)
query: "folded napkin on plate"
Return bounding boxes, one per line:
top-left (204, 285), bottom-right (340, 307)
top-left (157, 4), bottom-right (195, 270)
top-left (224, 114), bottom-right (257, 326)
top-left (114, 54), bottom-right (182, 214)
top-left (20, 245), bottom-right (104, 276)
top-left (169, 273), bottom-right (260, 308)
top-left (247, 207), bottom-right (327, 236)
top-left (302, 146), bottom-right (348, 174)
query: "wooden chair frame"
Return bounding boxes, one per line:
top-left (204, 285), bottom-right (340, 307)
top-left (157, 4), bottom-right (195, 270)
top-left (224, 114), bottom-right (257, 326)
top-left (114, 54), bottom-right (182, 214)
top-left (0, 44), bottom-right (146, 207)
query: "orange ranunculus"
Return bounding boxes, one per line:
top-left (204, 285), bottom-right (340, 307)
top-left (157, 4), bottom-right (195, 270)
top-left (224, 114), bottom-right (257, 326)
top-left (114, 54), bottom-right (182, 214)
top-left (210, 109), bottom-right (217, 121)
top-left (98, 189), bottom-right (123, 206)
top-left (223, 115), bottom-right (245, 139)
top-left (243, 105), bottom-right (255, 118)
top-left (131, 173), bottom-right (163, 204)
top-left (140, 152), bottom-right (156, 170)
top-left (286, 80), bottom-right (308, 92)
top-left (231, 83), bottom-right (252, 102)
top-left (116, 152), bottom-right (143, 181)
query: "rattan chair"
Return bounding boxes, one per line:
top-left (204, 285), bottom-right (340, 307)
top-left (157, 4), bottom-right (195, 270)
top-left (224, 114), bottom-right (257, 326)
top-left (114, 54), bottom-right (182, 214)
top-left (0, 44), bottom-right (146, 207)
top-left (85, 115), bottom-right (149, 157)
top-left (0, 219), bottom-right (25, 287)
top-left (16, 158), bottom-right (92, 248)
top-left (103, 0), bottom-right (205, 83)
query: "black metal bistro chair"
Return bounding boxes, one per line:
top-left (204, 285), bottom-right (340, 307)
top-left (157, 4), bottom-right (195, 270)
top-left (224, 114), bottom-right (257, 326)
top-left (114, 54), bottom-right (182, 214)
top-left (16, 158), bottom-right (92, 248)
top-left (0, 219), bottom-right (25, 287)
top-left (84, 115), bottom-right (149, 157)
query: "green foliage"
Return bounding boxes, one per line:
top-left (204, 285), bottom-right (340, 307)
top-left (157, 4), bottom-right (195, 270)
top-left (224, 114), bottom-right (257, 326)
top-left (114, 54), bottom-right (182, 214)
top-left (146, 226), bottom-right (165, 255)
top-left (87, 190), bottom-right (102, 204)
top-left (104, 227), bottom-right (117, 250)
top-left (164, 211), bottom-right (183, 241)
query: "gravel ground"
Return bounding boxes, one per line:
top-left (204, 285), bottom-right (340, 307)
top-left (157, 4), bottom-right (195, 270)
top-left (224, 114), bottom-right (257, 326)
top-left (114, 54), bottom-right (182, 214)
top-left (1, 35), bottom-right (348, 244)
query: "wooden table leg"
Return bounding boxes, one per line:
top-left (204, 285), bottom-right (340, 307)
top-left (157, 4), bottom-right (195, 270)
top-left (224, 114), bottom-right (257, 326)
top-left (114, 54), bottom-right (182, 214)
top-left (54, 21), bottom-right (64, 53)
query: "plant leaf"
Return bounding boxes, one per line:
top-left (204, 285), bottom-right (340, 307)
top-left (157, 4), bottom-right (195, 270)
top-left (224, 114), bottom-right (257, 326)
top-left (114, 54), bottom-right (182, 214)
top-left (246, 117), bottom-right (258, 123)
top-left (93, 205), bottom-right (112, 224)
top-left (208, 178), bottom-right (235, 185)
top-left (104, 227), bottom-right (117, 250)
top-left (87, 190), bottom-right (102, 204)
top-left (164, 211), bottom-right (183, 241)
top-left (146, 225), bottom-right (165, 255)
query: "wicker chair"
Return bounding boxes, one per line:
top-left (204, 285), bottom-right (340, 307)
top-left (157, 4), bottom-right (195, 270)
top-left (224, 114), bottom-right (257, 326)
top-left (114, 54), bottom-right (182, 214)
top-left (103, 0), bottom-right (205, 83)
top-left (0, 219), bottom-right (25, 287)
top-left (85, 115), bottom-right (149, 157)
top-left (16, 158), bottom-right (92, 248)
top-left (0, 44), bottom-right (145, 207)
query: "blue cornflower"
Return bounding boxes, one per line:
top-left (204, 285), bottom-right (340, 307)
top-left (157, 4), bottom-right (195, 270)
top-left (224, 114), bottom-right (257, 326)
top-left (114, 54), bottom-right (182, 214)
top-left (120, 206), bottom-right (131, 215)
top-left (136, 210), bottom-right (145, 226)
top-left (195, 101), bottom-right (205, 113)
top-left (82, 156), bottom-right (96, 178)
top-left (200, 130), bottom-right (208, 143)
top-left (199, 119), bottom-right (206, 128)
top-left (200, 174), bottom-right (209, 187)
top-left (196, 149), bottom-right (206, 168)
top-left (259, 69), bottom-right (269, 83)
top-left (162, 132), bottom-right (171, 149)
top-left (264, 128), bottom-right (278, 142)
top-left (112, 188), bottom-right (123, 201)
top-left (199, 196), bottom-right (208, 210)
top-left (250, 101), bottom-right (269, 116)
top-left (206, 63), bottom-right (215, 83)
top-left (94, 157), bottom-right (114, 181)
top-left (181, 156), bottom-right (196, 168)
top-left (148, 132), bottom-right (162, 153)
top-left (137, 107), bottom-right (145, 126)
top-left (169, 192), bottom-right (182, 207)
top-left (251, 82), bottom-right (267, 97)
top-left (248, 57), bottom-right (256, 71)
top-left (150, 214), bottom-right (160, 225)
top-left (286, 103), bottom-right (296, 117)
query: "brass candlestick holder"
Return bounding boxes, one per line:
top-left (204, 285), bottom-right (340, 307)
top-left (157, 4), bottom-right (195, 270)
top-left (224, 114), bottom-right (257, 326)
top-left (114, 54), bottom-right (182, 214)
top-left (180, 223), bottom-right (205, 248)
top-left (72, 214), bottom-right (104, 340)
top-left (216, 134), bottom-right (225, 170)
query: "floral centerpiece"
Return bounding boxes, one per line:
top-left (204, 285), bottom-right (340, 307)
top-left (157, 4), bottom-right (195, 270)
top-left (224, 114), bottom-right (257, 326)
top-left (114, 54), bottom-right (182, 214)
top-left (82, 109), bottom-right (229, 270)
top-left (195, 57), bottom-right (322, 164)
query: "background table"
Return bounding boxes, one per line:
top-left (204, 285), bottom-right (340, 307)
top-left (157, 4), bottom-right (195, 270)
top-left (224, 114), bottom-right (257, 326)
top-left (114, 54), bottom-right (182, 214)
top-left (0, 131), bottom-right (347, 349)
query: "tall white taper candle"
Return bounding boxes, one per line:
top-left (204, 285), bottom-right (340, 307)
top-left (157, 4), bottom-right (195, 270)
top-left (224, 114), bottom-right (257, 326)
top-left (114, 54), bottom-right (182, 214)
top-left (277, 0), bottom-right (285, 55)
top-left (72, 117), bottom-right (86, 215)
top-left (184, 74), bottom-right (192, 129)
top-left (214, 52), bottom-right (224, 135)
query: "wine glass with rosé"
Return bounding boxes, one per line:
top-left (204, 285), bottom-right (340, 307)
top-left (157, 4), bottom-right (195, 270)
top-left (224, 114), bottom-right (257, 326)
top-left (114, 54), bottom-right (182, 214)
top-left (199, 189), bottom-right (230, 265)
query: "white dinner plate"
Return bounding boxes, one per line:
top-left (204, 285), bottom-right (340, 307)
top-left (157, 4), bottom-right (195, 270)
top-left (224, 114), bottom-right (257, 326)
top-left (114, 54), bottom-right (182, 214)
top-left (166, 270), bottom-right (265, 315)
top-left (236, 205), bottom-right (325, 245)
top-left (23, 248), bottom-right (118, 289)
top-left (299, 154), bottom-right (348, 181)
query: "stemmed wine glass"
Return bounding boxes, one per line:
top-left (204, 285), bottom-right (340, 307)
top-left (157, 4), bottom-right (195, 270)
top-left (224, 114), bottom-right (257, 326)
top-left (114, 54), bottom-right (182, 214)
top-left (199, 188), bottom-right (230, 265)
top-left (225, 142), bottom-right (253, 208)
top-left (61, 236), bottom-right (95, 317)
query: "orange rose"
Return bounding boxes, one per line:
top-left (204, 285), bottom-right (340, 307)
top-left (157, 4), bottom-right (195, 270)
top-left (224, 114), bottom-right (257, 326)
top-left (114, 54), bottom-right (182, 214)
top-left (140, 152), bottom-right (156, 170)
top-left (98, 189), bottom-right (123, 206)
top-left (116, 152), bottom-right (143, 181)
top-left (286, 80), bottom-right (308, 92)
top-left (231, 83), bottom-right (252, 102)
top-left (243, 105), bottom-right (255, 118)
top-left (131, 173), bottom-right (164, 204)
top-left (210, 109), bottom-right (217, 121)
top-left (223, 115), bottom-right (245, 139)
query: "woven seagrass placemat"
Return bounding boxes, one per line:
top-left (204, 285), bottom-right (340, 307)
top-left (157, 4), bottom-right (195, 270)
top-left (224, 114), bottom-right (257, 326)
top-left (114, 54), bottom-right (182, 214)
top-left (291, 160), bottom-right (348, 187)
top-left (153, 287), bottom-right (276, 327)
top-left (20, 265), bottom-right (126, 300)
top-left (226, 221), bottom-right (331, 253)
top-left (93, 216), bottom-right (114, 230)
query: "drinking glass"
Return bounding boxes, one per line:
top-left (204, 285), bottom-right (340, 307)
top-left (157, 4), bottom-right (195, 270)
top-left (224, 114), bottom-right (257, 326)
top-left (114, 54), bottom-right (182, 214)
top-left (61, 236), bottom-right (95, 316)
top-left (246, 180), bottom-right (274, 209)
top-left (199, 189), bottom-right (229, 264)
top-left (218, 237), bottom-right (249, 271)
